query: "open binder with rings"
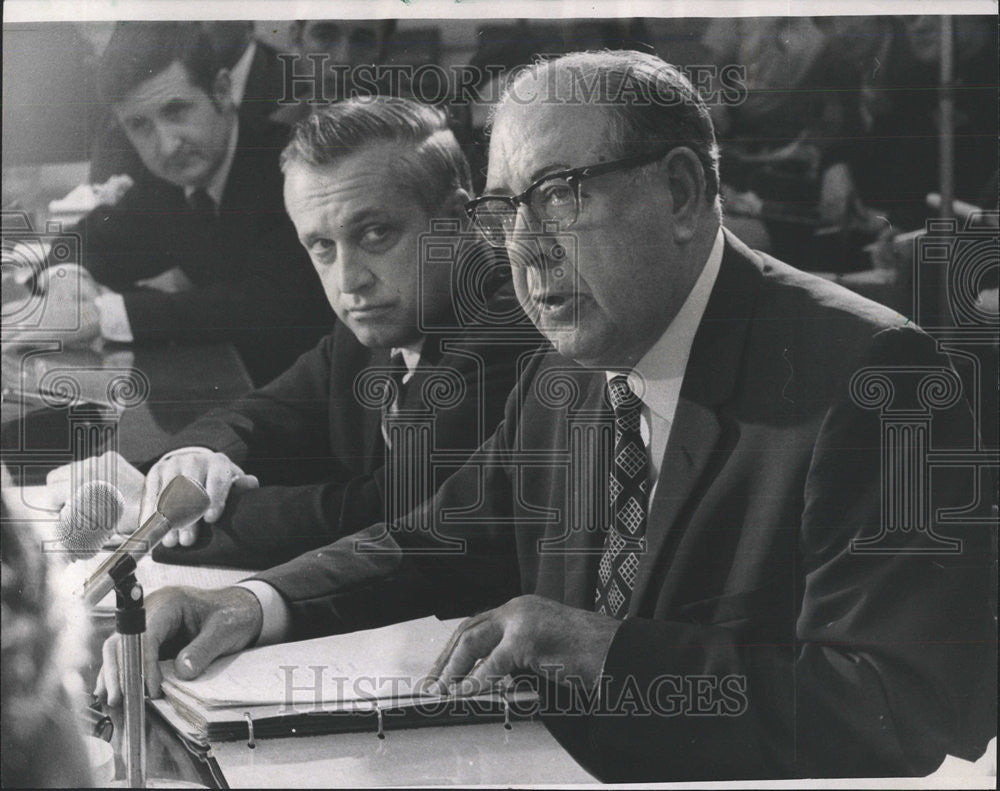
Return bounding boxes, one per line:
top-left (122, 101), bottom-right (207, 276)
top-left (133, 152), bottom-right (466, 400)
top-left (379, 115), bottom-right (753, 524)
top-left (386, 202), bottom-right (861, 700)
top-left (146, 617), bottom-right (539, 749)
top-left (152, 681), bottom-right (537, 749)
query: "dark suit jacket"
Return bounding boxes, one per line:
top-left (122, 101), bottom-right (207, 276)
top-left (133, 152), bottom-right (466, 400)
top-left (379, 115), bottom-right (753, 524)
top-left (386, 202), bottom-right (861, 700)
top-left (74, 116), bottom-right (334, 384)
top-left (238, 41), bottom-right (286, 122)
top-left (153, 291), bottom-right (543, 568)
top-left (90, 40), bottom-right (286, 183)
top-left (254, 233), bottom-right (996, 781)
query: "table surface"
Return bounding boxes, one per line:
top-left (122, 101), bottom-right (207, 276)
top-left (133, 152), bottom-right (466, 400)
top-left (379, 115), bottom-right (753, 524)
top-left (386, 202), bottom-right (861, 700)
top-left (208, 720), bottom-right (594, 787)
top-left (2, 340), bottom-right (253, 482)
top-left (82, 617), bottom-right (595, 787)
top-left (6, 338), bottom-right (995, 787)
top-left (3, 339), bottom-right (595, 787)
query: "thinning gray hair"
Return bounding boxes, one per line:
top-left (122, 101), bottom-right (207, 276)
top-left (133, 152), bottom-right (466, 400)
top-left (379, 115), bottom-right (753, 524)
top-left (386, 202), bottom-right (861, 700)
top-left (498, 50), bottom-right (720, 203)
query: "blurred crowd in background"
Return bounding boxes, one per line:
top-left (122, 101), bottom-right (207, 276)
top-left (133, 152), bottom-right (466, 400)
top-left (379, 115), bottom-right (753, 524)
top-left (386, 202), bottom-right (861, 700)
top-left (4, 16), bottom-right (997, 278)
top-left (1, 16), bottom-right (996, 786)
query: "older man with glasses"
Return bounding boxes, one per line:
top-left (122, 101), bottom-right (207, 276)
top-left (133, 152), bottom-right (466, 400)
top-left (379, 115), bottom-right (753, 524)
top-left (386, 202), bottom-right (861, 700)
top-left (98, 51), bottom-right (995, 783)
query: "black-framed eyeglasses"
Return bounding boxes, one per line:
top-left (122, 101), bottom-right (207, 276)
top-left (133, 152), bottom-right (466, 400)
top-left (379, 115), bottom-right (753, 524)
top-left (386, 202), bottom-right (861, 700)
top-left (464, 148), bottom-right (671, 247)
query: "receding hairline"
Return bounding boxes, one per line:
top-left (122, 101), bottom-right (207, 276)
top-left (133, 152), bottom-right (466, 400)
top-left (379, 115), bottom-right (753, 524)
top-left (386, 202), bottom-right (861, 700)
top-left (487, 100), bottom-right (618, 175)
top-left (488, 50), bottom-right (721, 205)
top-left (486, 57), bottom-right (640, 144)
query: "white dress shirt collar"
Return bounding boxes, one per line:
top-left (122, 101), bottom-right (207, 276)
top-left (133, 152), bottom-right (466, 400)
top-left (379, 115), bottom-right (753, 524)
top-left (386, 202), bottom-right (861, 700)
top-left (605, 227), bottom-right (724, 490)
top-left (607, 227), bottom-right (724, 415)
top-left (228, 39), bottom-right (257, 107)
top-left (391, 339), bottom-right (425, 384)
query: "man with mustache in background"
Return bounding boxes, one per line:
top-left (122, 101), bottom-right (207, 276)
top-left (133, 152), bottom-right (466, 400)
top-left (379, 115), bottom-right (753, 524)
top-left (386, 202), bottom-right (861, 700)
top-left (13, 22), bottom-right (333, 384)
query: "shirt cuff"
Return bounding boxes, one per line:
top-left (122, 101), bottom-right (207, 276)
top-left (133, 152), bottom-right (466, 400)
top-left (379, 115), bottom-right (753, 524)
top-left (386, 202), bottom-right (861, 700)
top-left (94, 292), bottom-right (133, 342)
top-left (235, 580), bottom-right (291, 646)
top-left (158, 446), bottom-right (215, 463)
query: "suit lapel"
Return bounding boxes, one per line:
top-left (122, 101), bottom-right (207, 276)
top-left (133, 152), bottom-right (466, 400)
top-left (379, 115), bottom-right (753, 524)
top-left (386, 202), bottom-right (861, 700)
top-left (326, 327), bottom-right (386, 472)
top-left (363, 347), bottom-right (391, 461)
top-left (240, 44), bottom-right (281, 121)
top-left (561, 368), bottom-right (614, 610)
top-left (628, 233), bottom-right (763, 615)
top-left (219, 118), bottom-right (284, 215)
top-left (630, 398), bottom-right (722, 614)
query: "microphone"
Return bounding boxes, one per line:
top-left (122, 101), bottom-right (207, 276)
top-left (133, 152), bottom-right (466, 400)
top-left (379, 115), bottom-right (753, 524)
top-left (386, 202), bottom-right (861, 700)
top-left (55, 481), bottom-right (125, 560)
top-left (80, 475), bottom-right (210, 607)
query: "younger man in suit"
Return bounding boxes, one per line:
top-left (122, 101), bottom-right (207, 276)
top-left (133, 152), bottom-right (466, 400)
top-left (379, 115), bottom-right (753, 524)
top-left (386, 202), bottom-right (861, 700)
top-left (17, 22), bottom-right (333, 383)
top-left (90, 21), bottom-right (287, 183)
top-left (134, 97), bottom-right (539, 578)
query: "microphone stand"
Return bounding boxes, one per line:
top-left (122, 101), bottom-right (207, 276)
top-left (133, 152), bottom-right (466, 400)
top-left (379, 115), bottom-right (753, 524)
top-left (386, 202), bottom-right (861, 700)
top-left (109, 555), bottom-right (146, 788)
top-left (102, 554), bottom-right (208, 789)
top-left (84, 475), bottom-right (210, 787)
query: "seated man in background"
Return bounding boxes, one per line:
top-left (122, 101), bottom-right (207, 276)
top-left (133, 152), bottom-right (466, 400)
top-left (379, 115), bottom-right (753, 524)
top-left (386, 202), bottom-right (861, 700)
top-left (99, 51), bottom-right (995, 782)
top-left (134, 97), bottom-right (539, 574)
top-left (90, 21), bottom-right (286, 183)
top-left (8, 22), bottom-right (334, 384)
top-left (272, 19), bottom-right (396, 126)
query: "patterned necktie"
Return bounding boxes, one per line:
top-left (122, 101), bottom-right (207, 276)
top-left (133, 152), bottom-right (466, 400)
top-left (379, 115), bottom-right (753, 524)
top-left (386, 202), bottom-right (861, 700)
top-left (594, 375), bottom-right (650, 618)
top-left (380, 352), bottom-right (408, 448)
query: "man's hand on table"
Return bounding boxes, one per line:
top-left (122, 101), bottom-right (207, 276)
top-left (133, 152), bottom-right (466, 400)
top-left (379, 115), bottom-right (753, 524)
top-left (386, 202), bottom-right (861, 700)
top-left (138, 448), bottom-right (259, 546)
top-left (425, 595), bottom-right (623, 696)
top-left (95, 586), bottom-right (263, 706)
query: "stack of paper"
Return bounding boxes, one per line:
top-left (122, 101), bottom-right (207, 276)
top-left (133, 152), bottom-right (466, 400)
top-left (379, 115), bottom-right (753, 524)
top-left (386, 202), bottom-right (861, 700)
top-left (152, 617), bottom-right (537, 745)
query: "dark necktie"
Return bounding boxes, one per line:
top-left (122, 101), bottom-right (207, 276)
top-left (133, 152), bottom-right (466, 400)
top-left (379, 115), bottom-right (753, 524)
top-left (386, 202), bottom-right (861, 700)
top-left (187, 188), bottom-right (216, 218)
top-left (594, 375), bottom-right (650, 619)
top-left (381, 352), bottom-right (408, 448)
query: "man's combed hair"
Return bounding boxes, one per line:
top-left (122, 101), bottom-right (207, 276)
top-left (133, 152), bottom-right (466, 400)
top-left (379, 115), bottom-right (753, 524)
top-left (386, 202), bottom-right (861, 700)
top-left (281, 97), bottom-right (472, 213)
top-left (502, 50), bottom-right (721, 203)
top-left (99, 21), bottom-right (223, 104)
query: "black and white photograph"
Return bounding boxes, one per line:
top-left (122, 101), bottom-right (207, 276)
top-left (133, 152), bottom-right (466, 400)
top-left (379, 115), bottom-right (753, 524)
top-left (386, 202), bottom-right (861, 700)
top-left (2, 0), bottom-right (996, 787)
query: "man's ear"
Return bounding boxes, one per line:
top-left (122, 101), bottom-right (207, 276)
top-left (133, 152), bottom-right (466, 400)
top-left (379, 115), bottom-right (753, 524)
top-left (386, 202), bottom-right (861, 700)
top-left (211, 69), bottom-right (234, 111)
top-left (661, 147), bottom-right (707, 244)
top-left (441, 187), bottom-right (472, 220)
